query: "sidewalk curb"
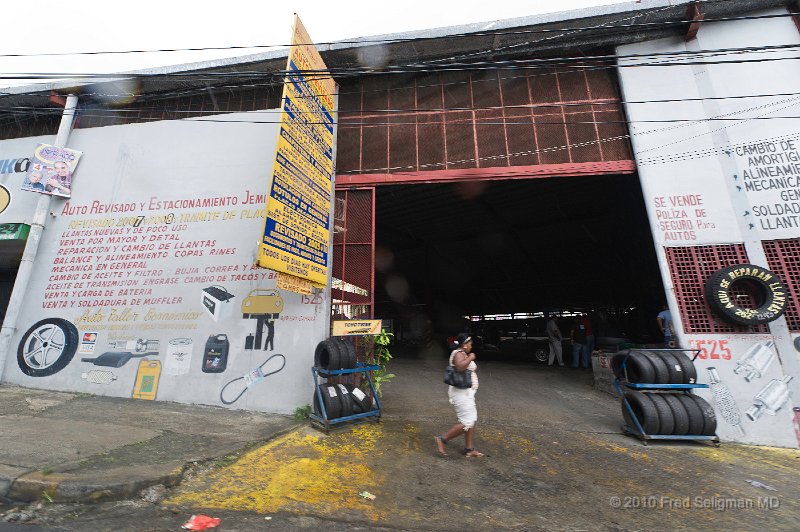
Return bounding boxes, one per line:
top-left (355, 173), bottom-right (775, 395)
top-left (0, 421), bottom-right (304, 504)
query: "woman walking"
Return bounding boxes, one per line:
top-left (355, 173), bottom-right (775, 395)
top-left (435, 333), bottom-right (484, 457)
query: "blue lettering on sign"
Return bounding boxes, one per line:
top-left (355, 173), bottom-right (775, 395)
top-left (0, 157), bottom-right (30, 174)
top-left (288, 60), bottom-right (335, 135)
top-left (0, 159), bottom-right (17, 174)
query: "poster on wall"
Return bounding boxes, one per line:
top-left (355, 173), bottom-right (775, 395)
top-left (257, 15), bottom-right (336, 288)
top-left (2, 113), bottom-right (328, 415)
top-left (21, 143), bottom-right (82, 198)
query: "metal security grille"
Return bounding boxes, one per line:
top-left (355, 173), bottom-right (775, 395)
top-left (665, 244), bottom-right (768, 334)
top-left (336, 64), bottom-right (631, 175)
top-left (331, 188), bottom-right (375, 320)
top-left (762, 238), bottom-right (800, 332)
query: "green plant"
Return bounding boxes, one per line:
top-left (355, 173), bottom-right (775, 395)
top-left (294, 404), bottom-right (311, 420)
top-left (371, 329), bottom-right (395, 397)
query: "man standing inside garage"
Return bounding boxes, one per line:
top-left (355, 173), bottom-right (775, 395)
top-left (546, 314), bottom-right (563, 366)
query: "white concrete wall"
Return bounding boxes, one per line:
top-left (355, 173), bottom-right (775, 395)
top-left (618, 8), bottom-right (800, 447)
top-left (0, 110), bottom-right (331, 414)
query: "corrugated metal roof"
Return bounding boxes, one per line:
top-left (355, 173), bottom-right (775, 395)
top-left (0, 0), bottom-right (790, 107)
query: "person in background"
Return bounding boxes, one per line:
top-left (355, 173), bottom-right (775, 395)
top-left (570, 316), bottom-right (589, 369)
top-left (581, 313), bottom-right (595, 358)
top-left (546, 314), bottom-right (563, 366)
top-left (435, 333), bottom-right (484, 458)
top-left (657, 304), bottom-right (675, 347)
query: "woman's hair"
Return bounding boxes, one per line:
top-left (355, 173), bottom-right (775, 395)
top-left (454, 333), bottom-right (472, 347)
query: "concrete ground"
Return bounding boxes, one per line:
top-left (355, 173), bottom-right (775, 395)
top-left (2, 348), bottom-right (799, 530)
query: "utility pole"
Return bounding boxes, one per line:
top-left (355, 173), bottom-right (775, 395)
top-left (0, 94), bottom-right (78, 376)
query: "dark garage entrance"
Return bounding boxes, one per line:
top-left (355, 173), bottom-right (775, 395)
top-left (370, 172), bottom-right (666, 359)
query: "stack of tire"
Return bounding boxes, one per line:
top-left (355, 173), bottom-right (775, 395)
top-left (612, 350), bottom-right (717, 437)
top-left (313, 338), bottom-right (371, 420)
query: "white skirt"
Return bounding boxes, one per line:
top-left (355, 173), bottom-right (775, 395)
top-left (448, 386), bottom-right (477, 429)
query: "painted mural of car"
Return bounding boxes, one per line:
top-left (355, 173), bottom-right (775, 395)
top-left (241, 289), bottom-right (284, 319)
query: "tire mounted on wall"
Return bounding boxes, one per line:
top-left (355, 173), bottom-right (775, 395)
top-left (704, 264), bottom-right (787, 326)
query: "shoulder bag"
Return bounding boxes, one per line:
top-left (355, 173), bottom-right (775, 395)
top-left (444, 350), bottom-right (472, 388)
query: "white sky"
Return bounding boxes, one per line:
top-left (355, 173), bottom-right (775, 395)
top-left (1, 0), bottom-right (630, 88)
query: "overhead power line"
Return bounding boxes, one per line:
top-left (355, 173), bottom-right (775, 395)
top-left (0, 11), bottom-right (795, 59)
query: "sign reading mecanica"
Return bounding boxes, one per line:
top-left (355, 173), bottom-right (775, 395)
top-left (258, 16), bottom-right (336, 287)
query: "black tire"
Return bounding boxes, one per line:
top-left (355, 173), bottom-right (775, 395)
top-left (533, 345), bottom-right (549, 364)
top-left (334, 338), bottom-right (357, 369)
top-left (688, 394), bottom-right (717, 436)
top-left (313, 383), bottom-right (341, 420)
top-left (314, 339), bottom-right (342, 370)
top-left (621, 390), bottom-right (660, 434)
top-left (336, 384), bottom-right (354, 417)
top-left (648, 393), bottom-right (676, 435)
top-left (669, 350), bottom-right (697, 384)
top-left (704, 264), bottom-right (788, 326)
top-left (639, 351), bottom-right (670, 384)
top-left (17, 318), bottom-right (79, 377)
top-left (676, 394), bottom-right (705, 435)
top-left (346, 384), bottom-right (372, 414)
top-left (611, 352), bottom-right (628, 379)
top-left (662, 394), bottom-right (691, 436)
top-left (625, 351), bottom-right (656, 384)
top-left (655, 351), bottom-right (685, 385)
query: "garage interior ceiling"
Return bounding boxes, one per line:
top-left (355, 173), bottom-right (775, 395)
top-left (373, 173), bottom-right (664, 321)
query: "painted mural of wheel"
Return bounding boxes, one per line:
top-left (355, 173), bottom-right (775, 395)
top-left (17, 318), bottom-right (79, 377)
top-left (704, 264), bottom-right (787, 326)
top-left (533, 345), bottom-right (549, 364)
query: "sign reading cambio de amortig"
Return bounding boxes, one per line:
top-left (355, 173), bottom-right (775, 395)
top-left (258, 16), bottom-right (336, 288)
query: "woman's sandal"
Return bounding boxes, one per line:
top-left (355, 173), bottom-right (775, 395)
top-left (464, 448), bottom-right (485, 458)
top-left (434, 436), bottom-right (447, 456)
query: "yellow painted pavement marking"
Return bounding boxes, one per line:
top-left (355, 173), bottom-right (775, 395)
top-left (166, 424), bottom-right (387, 521)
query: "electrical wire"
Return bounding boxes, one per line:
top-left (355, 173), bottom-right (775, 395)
top-left (1, 11), bottom-right (797, 59)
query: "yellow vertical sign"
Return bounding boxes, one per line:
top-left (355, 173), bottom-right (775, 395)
top-left (258, 16), bottom-right (336, 287)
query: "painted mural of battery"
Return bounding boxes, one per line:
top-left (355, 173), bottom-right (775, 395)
top-left (201, 286), bottom-right (235, 322)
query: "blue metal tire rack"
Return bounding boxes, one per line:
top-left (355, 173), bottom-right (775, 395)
top-left (615, 348), bottom-right (720, 446)
top-left (310, 362), bottom-right (382, 432)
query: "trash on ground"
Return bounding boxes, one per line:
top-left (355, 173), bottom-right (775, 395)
top-left (746, 479), bottom-right (777, 491)
top-left (359, 491), bottom-right (376, 500)
top-left (182, 514), bottom-right (222, 530)
top-left (264, 516), bottom-right (272, 520)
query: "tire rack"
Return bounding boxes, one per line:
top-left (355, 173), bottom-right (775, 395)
top-left (309, 362), bottom-right (382, 432)
top-left (614, 349), bottom-right (720, 446)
